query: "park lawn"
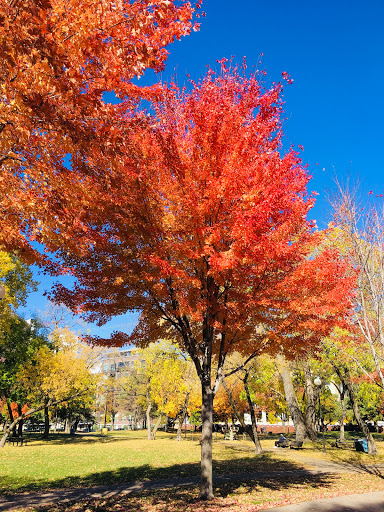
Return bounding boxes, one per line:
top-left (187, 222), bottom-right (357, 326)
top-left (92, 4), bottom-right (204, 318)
top-left (0, 431), bottom-right (301, 494)
top-left (1, 430), bottom-right (384, 501)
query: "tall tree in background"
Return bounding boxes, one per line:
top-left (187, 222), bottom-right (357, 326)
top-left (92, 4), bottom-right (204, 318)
top-left (220, 353), bottom-right (281, 454)
top-left (0, 330), bottom-right (96, 447)
top-left (0, 0), bottom-right (199, 262)
top-left (0, 251), bottom-right (37, 336)
top-left (332, 189), bottom-right (384, 391)
top-left (277, 354), bottom-right (308, 443)
top-left (277, 354), bottom-right (322, 443)
top-left (321, 328), bottom-right (379, 455)
top-left (133, 341), bottom-right (194, 440)
top-left (49, 65), bottom-right (355, 498)
top-left (0, 251), bottom-right (40, 436)
top-left (0, 317), bottom-right (48, 438)
top-left (222, 368), bottom-right (263, 453)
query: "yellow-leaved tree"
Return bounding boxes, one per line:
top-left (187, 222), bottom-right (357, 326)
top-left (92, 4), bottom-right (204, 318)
top-left (133, 340), bottom-right (200, 440)
top-left (0, 251), bottom-right (37, 338)
top-left (0, 327), bottom-right (96, 447)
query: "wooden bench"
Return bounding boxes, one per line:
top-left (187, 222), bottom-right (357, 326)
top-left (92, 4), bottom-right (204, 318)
top-left (332, 440), bottom-right (355, 449)
top-left (224, 431), bottom-right (238, 440)
top-left (289, 440), bottom-right (303, 449)
top-left (7, 437), bottom-right (28, 447)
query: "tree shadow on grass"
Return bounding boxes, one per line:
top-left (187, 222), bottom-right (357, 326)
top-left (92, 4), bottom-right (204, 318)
top-left (22, 433), bottom-right (145, 445)
top-left (213, 472), bottom-right (335, 499)
top-left (317, 446), bottom-right (384, 479)
top-left (329, 457), bottom-right (384, 479)
top-left (23, 432), bottom-right (201, 446)
top-left (1, 452), bottom-right (330, 496)
top-left (11, 472), bottom-right (338, 512)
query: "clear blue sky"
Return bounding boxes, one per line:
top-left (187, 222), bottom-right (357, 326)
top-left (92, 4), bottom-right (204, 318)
top-left (20, 0), bottom-right (384, 337)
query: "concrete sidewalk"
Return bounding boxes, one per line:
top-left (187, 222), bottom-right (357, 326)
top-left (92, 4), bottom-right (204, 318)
top-left (265, 491), bottom-right (384, 511)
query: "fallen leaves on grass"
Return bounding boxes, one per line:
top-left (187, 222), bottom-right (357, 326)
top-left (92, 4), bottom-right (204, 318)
top-left (17, 473), bottom-right (384, 512)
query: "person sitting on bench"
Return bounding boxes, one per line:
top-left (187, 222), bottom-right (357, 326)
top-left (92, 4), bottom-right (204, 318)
top-left (275, 434), bottom-right (289, 447)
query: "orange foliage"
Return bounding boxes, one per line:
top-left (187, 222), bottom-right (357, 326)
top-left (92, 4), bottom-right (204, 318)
top-left (8, 402), bottom-right (29, 419)
top-left (2, 43), bottom-right (355, 434)
top-left (47, 65), bottom-right (355, 361)
top-left (1, 54), bottom-right (356, 496)
top-left (214, 378), bottom-right (247, 421)
top-left (0, 0), bottom-right (198, 262)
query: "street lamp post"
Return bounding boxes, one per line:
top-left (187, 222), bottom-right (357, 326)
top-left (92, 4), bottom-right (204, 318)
top-left (184, 412), bottom-right (187, 440)
top-left (314, 376), bottom-right (326, 453)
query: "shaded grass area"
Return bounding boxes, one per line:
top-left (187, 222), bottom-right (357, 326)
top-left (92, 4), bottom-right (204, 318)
top-left (2, 431), bottom-right (384, 497)
top-left (14, 473), bottom-right (384, 512)
top-left (0, 442), bottom-right (304, 494)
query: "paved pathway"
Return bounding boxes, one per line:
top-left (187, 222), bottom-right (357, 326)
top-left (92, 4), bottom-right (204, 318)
top-left (1, 456), bottom-right (384, 511)
top-left (265, 491), bottom-right (384, 511)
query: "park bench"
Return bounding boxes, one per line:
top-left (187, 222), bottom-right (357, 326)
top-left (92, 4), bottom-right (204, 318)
top-left (7, 437), bottom-right (28, 447)
top-left (275, 439), bottom-right (290, 448)
top-left (289, 440), bottom-right (303, 450)
top-left (332, 440), bottom-right (355, 449)
top-left (224, 431), bottom-right (238, 441)
top-left (331, 439), bottom-right (369, 453)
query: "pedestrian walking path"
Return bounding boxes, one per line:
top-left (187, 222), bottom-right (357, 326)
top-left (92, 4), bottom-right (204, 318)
top-left (0, 455), bottom-right (383, 511)
top-left (265, 491), bottom-right (384, 511)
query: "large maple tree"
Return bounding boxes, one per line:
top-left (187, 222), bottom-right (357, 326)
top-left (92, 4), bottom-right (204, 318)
top-left (0, 2), bottom-right (354, 497)
top-left (39, 64), bottom-right (355, 498)
top-left (0, 0), bottom-right (198, 262)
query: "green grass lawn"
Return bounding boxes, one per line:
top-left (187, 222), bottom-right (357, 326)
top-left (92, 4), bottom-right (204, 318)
top-left (2, 430), bottom-right (384, 511)
top-left (0, 430), bottom-right (299, 494)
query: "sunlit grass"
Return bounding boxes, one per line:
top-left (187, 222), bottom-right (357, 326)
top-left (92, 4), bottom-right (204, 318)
top-left (1, 430), bottom-right (384, 495)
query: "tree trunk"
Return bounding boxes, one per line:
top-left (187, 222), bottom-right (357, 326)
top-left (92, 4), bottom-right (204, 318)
top-left (53, 410), bottom-right (58, 433)
top-left (151, 413), bottom-right (163, 440)
top-left (6, 399), bottom-right (16, 436)
top-left (303, 362), bottom-right (318, 441)
top-left (17, 403), bottom-right (23, 437)
top-left (200, 380), bottom-right (214, 500)
top-left (6, 400), bottom-right (14, 424)
top-left (71, 417), bottom-right (80, 433)
top-left (146, 391), bottom-right (152, 440)
top-left (176, 392), bottom-right (190, 441)
top-left (344, 376), bottom-right (378, 455)
top-left (339, 388), bottom-right (346, 443)
top-left (103, 400), bottom-right (108, 428)
top-left (278, 357), bottom-right (307, 443)
top-left (243, 375), bottom-right (263, 454)
top-left (42, 405), bottom-right (50, 439)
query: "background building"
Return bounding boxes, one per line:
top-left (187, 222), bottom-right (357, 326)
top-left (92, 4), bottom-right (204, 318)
top-left (95, 346), bottom-right (145, 430)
